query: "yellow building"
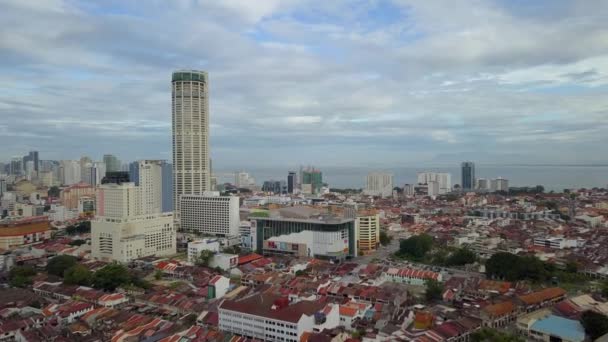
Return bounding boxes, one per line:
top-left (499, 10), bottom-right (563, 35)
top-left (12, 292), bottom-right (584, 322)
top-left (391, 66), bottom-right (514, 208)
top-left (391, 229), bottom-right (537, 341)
top-left (356, 211), bottom-right (380, 255)
top-left (60, 183), bottom-right (96, 209)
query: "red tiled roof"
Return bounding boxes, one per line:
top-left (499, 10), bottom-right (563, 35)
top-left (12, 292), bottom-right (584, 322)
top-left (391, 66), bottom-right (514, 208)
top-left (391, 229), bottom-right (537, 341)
top-left (518, 287), bottom-right (566, 305)
top-left (238, 253), bottom-right (263, 265)
top-left (482, 301), bottom-right (515, 317)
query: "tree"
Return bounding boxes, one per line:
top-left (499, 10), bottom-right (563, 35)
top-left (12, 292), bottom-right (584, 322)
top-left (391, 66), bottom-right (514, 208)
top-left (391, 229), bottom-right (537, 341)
top-left (379, 230), bottom-right (392, 246)
top-left (48, 186), bottom-right (60, 198)
top-left (223, 245), bottom-right (241, 255)
top-left (445, 248), bottom-right (477, 266)
top-left (470, 328), bottom-right (524, 342)
top-left (398, 234), bottom-right (433, 260)
top-left (425, 279), bottom-right (444, 302)
top-left (47, 255), bottom-right (78, 277)
top-left (69, 239), bottom-right (87, 246)
top-left (9, 266), bottom-right (36, 288)
top-left (581, 310), bottom-right (608, 340)
top-left (154, 270), bottom-right (163, 280)
top-left (196, 250), bottom-right (214, 267)
top-left (92, 263), bottom-right (132, 291)
top-left (64, 264), bottom-right (92, 286)
top-left (565, 260), bottom-right (579, 273)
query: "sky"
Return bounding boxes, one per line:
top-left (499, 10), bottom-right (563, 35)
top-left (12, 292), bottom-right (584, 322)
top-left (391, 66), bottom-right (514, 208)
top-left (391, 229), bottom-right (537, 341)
top-left (1, 0), bottom-right (608, 168)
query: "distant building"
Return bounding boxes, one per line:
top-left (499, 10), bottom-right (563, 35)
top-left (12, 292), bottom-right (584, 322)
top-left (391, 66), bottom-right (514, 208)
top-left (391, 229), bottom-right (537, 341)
top-left (180, 194), bottom-right (240, 237)
top-left (262, 180), bottom-right (285, 194)
top-left (59, 160), bottom-right (81, 186)
top-left (287, 171), bottom-right (296, 194)
top-left (490, 177), bottom-right (509, 192)
top-left (417, 172), bottom-right (451, 194)
top-left (102, 154), bottom-right (121, 173)
top-left (476, 178), bottom-right (489, 190)
top-left (461, 162), bottom-right (475, 191)
top-left (235, 171), bottom-right (256, 189)
top-left (22, 151), bottom-right (39, 173)
top-left (130, 160), bottom-right (173, 212)
top-left (403, 184), bottom-right (415, 196)
top-left (301, 167), bottom-right (323, 194)
top-left (188, 239), bottom-right (220, 263)
top-left (364, 172), bottom-right (393, 198)
top-left (60, 183), bottom-right (96, 209)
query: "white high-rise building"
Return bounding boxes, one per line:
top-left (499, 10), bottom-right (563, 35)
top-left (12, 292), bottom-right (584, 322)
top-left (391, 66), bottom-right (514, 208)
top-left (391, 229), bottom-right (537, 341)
top-left (136, 160), bottom-right (163, 215)
top-left (60, 160), bottom-right (81, 186)
top-left (235, 171), bottom-right (256, 188)
top-left (90, 162), bottom-right (106, 186)
top-left (91, 174), bottom-right (175, 262)
top-left (364, 172), bottom-right (394, 198)
top-left (476, 178), bottom-right (489, 190)
top-left (172, 70), bottom-right (210, 227)
top-left (417, 172), bottom-right (452, 194)
top-left (180, 194), bottom-right (240, 237)
top-left (490, 177), bottom-right (509, 192)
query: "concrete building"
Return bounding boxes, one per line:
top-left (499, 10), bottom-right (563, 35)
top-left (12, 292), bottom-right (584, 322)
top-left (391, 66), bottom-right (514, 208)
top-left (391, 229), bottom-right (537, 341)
top-left (461, 161), bottom-right (475, 191)
top-left (187, 239), bottom-right (220, 263)
top-left (88, 162), bottom-right (106, 186)
top-left (490, 177), bottom-right (509, 192)
top-left (172, 70), bottom-right (211, 225)
top-left (60, 160), bottom-right (81, 186)
top-left (250, 206), bottom-right (356, 260)
top-left (403, 184), bottom-right (415, 196)
top-left (301, 167), bottom-right (322, 195)
top-left (287, 171), bottom-right (296, 194)
top-left (180, 194), bottom-right (240, 237)
top-left (129, 160), bottom-right (173, 213)
top-left (427, 181), bottom-right (440, 198)
top-left (476, 178), bottom-right (489, 191)
top-left (235, 171), bottom-right (256, 189)
top-left (0, 216), bottom-right (51, 250)
top-left (60, 183), bottom-right (96, 209)
top-left (417, 172), bottom-right (451, 194)
top-left (22, 151), bottom-right (39, 173)
top-left (356, 211), bottom-right (380, 255)
top-left (219, 293), bottom-right (339, 342)
top-left (91, 173), bottom-right (176, 262)
top-left (209, 253), bottom-right (238, 271)
top-left (365, 172), bottom-right (393, 198)
top-left (517, 310), bottom-right (584, 342)
top-left (103, 154), bottom-right (121, 173)
top-left (383, 268), bottom-right (442, 286)
top-left (79, 156), bottom-right (92, 183)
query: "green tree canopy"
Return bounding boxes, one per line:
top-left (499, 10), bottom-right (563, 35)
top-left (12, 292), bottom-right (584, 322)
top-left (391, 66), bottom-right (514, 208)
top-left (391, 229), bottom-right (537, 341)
top-left (445, 248), bottom-right (477, 266)
top-left (425, 279), bottom-right (444, 302)
top-left (64, 264), bottom-right (93, 286)
top-left (48, 186), bottom-right (61, 198)
top-left (47, 255), bottom-right (78, 277)
top-left (486, 252), bottom-right (550, 281)
top-left (581, 310), bottom-right (608, 340)
top-left (196, 250), bottom-right (215, 267)
top-left (398, 234), bottom-right (433, 260)
top-left (92, 263), bottom-right (132, 291)
top-left (379, 230), bottom-right (392, 246)
top-left (470, 328), bottom-right (524, 342)
top-left (9, 266), bottom-right (37, 288)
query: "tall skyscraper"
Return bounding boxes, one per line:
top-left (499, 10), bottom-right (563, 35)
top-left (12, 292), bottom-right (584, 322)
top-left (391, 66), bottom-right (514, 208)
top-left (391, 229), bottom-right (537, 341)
top-left (301, 167), bottom-right (323, 194)
top-left (22, 151), bottom-right (39, 172)
top-left (287, 171), bottom-right (296, 194)
top-left (461, 161), bottom-right (475, 191)
top-left (171, 70), bottom-right (210, 224)
top-left (60, 160), bottom-right (81, 185)
top-left (364, 172), bottom-right (394, 198)
top-left (103, 154), bottom-right (121, 173)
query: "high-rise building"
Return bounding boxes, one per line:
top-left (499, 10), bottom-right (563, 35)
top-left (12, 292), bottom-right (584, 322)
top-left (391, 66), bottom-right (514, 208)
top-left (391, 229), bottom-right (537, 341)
top-left (287, 171), bottom-right (296, 194)
top-left (91, 172), bottom-right (175, 262)
top-left (88, 162), bottom-right (106, 186)
top-left (365, 172), bottom-right (394, 198)
top-left (10, 157), bottom-right (22, 176)
top-left (301, 167), bottom-right (323, 194)
top-left (461, 162), bottom-right (475, 191)
top-left (417, 172), bottom-right (452, 194)
top-left (180, 194), bottom-right (240, 237)
top-left (22, 151), bottom-right (39, 172)
top-left (403, 184), bottom-right (415, 196)
top-left (356, 210), bottom-right (380, 255)
top-left (103, 154), bottom-right (121, 173)
top-left (136, 160), bottom-right (163, 215)
top-left (79, 156), bottom-right (92, 183)
top-left (476, 178), bottom-right (489, 191)
top-left (235, 171), bottom-right (255, 189)
top-left (262, 180), bottom-right (285, 194)
top-left (172, 70), bottom-right (211, 226)
top-left (60, 160), bottom-right (81, 186)
top-left (161, 162), bottom-right (173, 212)
top-left (490, 177), bottom-right (509, 192)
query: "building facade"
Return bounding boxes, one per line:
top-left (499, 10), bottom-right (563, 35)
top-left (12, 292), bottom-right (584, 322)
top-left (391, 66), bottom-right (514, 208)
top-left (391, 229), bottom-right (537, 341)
top-left (461, 162), bottom-right (475, 191)
top-left (172, 70), bottom-right (211, 225)
top-left (60, 183), bottom-right (96, 209)
top-left (0, 216), bottom-right (51, 250)
top-left (287, 171), bottom-right (296, 194)
top-left (365, 172), bottom-right (394, 198)
top-left (103, 154), bottom-right (121, 173)
top-left (180, 194), bottom-right (240, 237)
top-left (356, 212), bottom-right (380, 255)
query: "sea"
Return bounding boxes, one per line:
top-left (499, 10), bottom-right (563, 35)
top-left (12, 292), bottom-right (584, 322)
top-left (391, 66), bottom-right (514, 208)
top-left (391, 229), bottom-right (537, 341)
top-left (215, 165), bottom-right (608, 192)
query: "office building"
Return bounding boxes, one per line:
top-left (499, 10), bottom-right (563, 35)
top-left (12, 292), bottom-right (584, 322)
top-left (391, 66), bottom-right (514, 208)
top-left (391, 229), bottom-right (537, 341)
top-left (417, 172), bottom-right (451, 194)
top-left (180, 194), bottom-right (240, 237)
top-left (403, 184), bottom-right (415, 196)
top-left (60, 160), bottom-right (81, 186)
top-left (161, 162), bottom-right (173, 212)
top-left (87, 162), bottom-right (106, 186)
top-left (9, 158), bottom-right (22, 176)
top-left (461, 162), bottom-right (475, 191)
top-left (427, 181), bottom-right (440, 197)
top-left (103, 154), bottom-right (121, 173)
top-left (79, 156), bottom-right (92, 183)
top-left (262, 180), bottom-right (285, 194)
top-left (250, 206), bottom-right (356, 260)
top-left (22, 151), bottom-right (39, 173)
top-left (219, 294), bottom-right (339, 342)
top-left (301, 167), bottom-right (323, 195)
top-left (128, 160), bottom-right (172, 212)
top-left (135, 160), bottom-right (163, 215)
top-left (60, 183), bottom-right (96, 209)
top-left (91, 172), bottom-right (175, 262)
top-left (476, 178), bottom-right (489, 191)
top-left (365, 172), bottom-right (394, 198)
top-left (490, 177), bottom-right (509, 192)
top-left (0, 179), bottom-right (6, 199)
top-left (172, 70), bottom-right (211, 223)
top-left (287, 171), bottom-right (296, 193)
top-left (235, 171), bottom-right (256, 189)
top-left (356, 210), bottom-right (380, 255)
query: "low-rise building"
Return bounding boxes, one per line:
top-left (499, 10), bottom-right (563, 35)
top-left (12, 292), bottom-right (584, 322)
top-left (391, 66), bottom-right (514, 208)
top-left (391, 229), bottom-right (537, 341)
top-left (0, 216), bottom-right (51, 250)
top-left (383, 268), bottom-right (442, 286)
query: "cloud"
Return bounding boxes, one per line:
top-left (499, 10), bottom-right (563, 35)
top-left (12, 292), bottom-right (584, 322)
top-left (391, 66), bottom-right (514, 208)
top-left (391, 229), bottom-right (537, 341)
top-left (0, 0), bottom-right (607, 167)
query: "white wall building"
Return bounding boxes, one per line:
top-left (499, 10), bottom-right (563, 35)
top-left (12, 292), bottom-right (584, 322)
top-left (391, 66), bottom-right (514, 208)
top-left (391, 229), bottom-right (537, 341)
top-left (187, 239), bottom-right (221, 263)
top-left (136, 160), bottom-right (164, 215)
top-left (235, 171), bottom-right (256, 188)
top-left (180, 194), bottom-right (240, 237)
top-left (209, 253), bottom-right (238, 271)
top-left (219, 294), bottom-right (340, 342)
top-left (365, 172), bottom-right (394, 198)
top-left (417, 172), bottom-right (452, 194)
top-left (60, 160), bottom-right (81, 186)
top-left (490, 177), bottom-right (509, 192)
top-left (91, 173), bottom-right (176, 262)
